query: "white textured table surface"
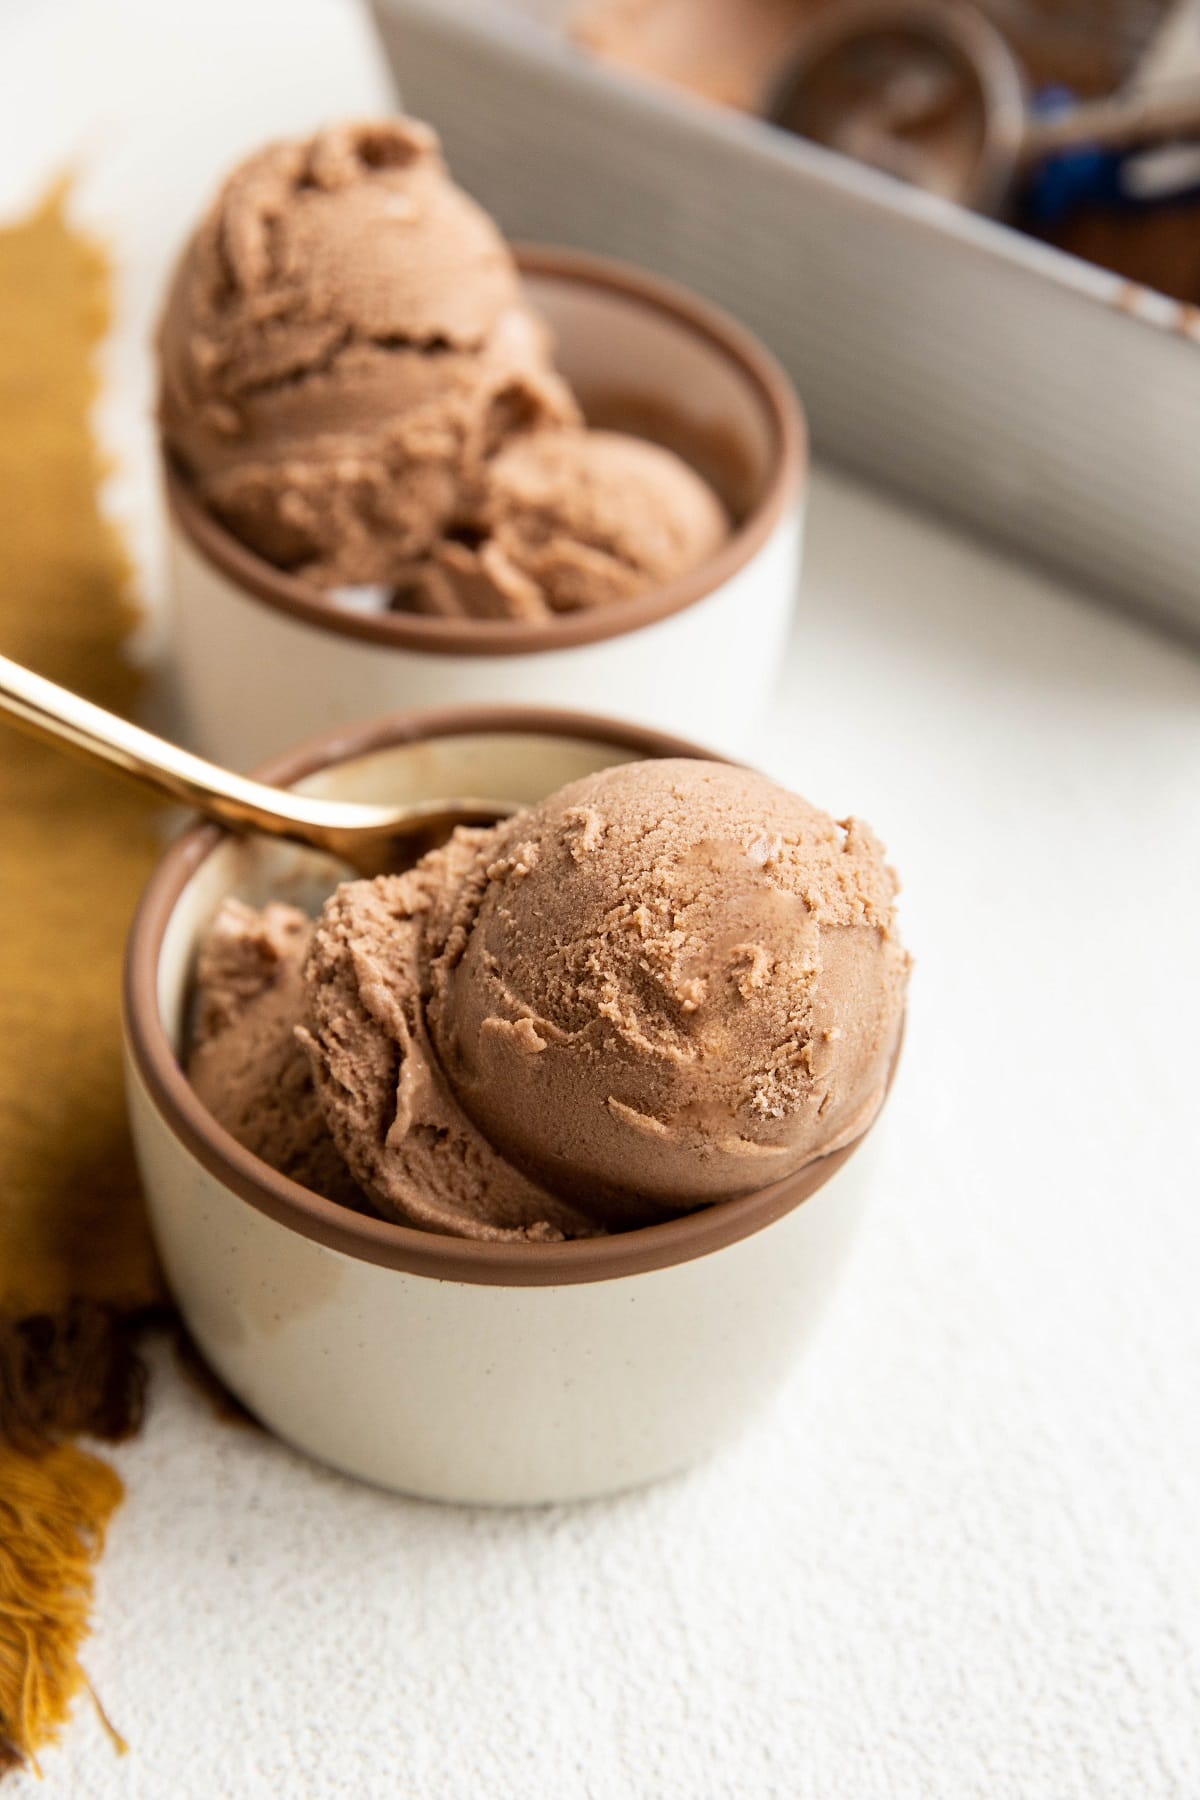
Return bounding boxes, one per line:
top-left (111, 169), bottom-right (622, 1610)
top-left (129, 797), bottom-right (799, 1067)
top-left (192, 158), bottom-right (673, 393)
top-left (3, 4), bottom-right (1199, 1796)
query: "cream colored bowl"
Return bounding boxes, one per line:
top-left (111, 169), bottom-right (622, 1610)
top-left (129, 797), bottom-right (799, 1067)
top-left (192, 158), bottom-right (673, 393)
top-left (124, 708), bottom-right (888, 1505)
top-left (164, 251), bottom-right (806, 770)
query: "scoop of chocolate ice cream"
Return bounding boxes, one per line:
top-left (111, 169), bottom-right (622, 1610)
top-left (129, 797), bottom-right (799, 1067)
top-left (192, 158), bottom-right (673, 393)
top-left (160, 116), bottom-right (732, 608)
top-left (299, 839), bottom-right (606, 1242)
top-left (296, 759), bottom-right (907, 1236)
top-left (400, 429), bottom-right (730, 619)
top-left (158, 119), bottom-right (577, 583)
top-left (186, 898), bottom-right (366, 1210)
top-left (426, 759), bottom-right (908, 1215)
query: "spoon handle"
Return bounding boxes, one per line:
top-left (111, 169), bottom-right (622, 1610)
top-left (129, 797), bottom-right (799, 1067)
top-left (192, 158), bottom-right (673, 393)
top-left (0, 651), bottom-right (397, 847)
top-left (1023, 75), bottom-right (1200, 162)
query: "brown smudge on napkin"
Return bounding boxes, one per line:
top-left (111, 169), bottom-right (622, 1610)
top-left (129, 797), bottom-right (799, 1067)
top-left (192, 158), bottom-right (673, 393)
top-left (0, 188), bottom-right (166, 1777)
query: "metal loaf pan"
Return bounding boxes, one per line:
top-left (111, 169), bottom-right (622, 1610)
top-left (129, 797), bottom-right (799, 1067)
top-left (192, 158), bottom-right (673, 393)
top-left (371, 0), bottom-right (1200, 641)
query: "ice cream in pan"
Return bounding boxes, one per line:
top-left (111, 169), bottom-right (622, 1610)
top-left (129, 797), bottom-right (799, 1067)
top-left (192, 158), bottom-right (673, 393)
top-left (188, 759), bottom-right (909, 1241)
top-left (159, 119), bottom-right (729, 616)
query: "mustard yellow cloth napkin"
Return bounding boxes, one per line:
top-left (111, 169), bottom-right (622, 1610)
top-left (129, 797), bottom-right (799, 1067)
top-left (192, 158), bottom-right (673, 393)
top-left (0, 191), bottom-right (165, 1778)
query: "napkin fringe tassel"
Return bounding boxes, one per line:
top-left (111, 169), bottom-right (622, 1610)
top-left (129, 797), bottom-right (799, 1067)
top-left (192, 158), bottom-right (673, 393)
top-left (0, 1305), bottom-right (148, 1777)
top-left (0, 1442), bottom-right (128, 1777)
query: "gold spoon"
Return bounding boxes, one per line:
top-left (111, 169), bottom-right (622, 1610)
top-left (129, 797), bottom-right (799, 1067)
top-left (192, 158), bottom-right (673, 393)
top-left (0, 652), bottom-right (516, 875)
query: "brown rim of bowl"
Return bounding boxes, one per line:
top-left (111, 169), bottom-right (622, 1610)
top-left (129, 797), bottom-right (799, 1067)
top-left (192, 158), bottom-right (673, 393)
top-left (124, 704), bottom-right (899, 1288)
top-left (764, 0), bottom-right (1029, 218)
top-left (162, 244), bottom-right (807, 660)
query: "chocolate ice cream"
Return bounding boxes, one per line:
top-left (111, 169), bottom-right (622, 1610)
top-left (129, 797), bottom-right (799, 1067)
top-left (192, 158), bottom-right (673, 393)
top-left (159, 119), bottom-right (578, 585)
top-left (577, 0), bottom-right (816, 111)
top-left (301, 835), bottom-right (605, 1241)
top-left (400, 429), bottom-right (730, 618)
top-left (159, 118), bottom-right (730, 607)
top-left (414, 758), bottom-right (907, 1219)
top-left (188, 760), bottom-right (907, 1242)
top-left (186, 899), bottom-right (365, 1210)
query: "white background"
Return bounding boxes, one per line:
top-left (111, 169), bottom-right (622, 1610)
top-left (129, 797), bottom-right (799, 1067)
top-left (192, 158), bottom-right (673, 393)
top-left (2, 3), bottom-right (1198, 1795)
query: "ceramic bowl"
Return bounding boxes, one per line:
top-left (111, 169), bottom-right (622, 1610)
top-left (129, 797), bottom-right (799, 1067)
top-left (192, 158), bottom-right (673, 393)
top-left (164, 251), bottom-right (806, 770)
top-left (124, 707), bottom-right (890, 1505)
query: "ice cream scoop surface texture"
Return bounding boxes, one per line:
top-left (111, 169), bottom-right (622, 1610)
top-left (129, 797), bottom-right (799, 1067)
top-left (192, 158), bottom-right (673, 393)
top-left (159, 119), bottom-right (730, 608)
top-left (186, 759), bottom-right (907, 1241)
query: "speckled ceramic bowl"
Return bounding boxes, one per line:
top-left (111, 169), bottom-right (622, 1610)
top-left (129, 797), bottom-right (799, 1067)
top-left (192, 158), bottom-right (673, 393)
top-left (164, 251), bottom-right (806, 770)
top-left (124, 706), bottom-right (892, 1505)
